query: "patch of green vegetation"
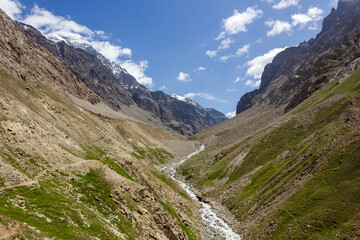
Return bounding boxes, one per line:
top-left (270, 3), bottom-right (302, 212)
top-left (131, 146), bottom-right (174, 164)
top-left (262, 139), bottom-right (360, 240)
top-left (159, 201), bottom-right (200, 240)
top-left (100, 157), bottom-right (136, 182)
top-left (0, 170), bottom-right (139, 239)
top-left (0, 149), bottom-right (46, 178)
top-left (151, 171), bottom-right (191, 201)
top-left (0, 176), bottom-right (5, 187)
top-left (293, 67), bottom-right (360, 113)
top-left (228, 120), bottom-right (301, 183)
top-left (147, 147), bottom-right (174, 164)
top-left (80, 145), bottom-right (105, 160)
top-left (115, 125), bottom-right (126, 137)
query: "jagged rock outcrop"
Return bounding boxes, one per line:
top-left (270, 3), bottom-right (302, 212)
top-left (236, 0), bottom-right (360, 115)
top-left (0, 9), bottom-right (100, 104)
top-left (19, 23), bottom-right (134, 110)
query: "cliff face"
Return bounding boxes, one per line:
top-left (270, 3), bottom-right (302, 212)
top-left (19, 23), bottom-right (134, 110)
top-left (236, 0), bottom-right (360, 115)
top-left (0, 10), bottom-right (100, 104)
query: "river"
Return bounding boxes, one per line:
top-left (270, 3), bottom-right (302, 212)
top-left (162, 145), bottom-right (242, 240)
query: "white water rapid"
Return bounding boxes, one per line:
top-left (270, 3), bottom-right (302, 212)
top-left (165, 145), bottom-right (242, 240)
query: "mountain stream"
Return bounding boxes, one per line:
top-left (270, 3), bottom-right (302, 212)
top-left (163, 145), bottom-right (242, 240)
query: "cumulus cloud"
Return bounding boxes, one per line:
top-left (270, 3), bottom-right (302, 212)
top-left (234, 77), bottom-right (244, 83)
top-left (120, 60), bottom-right (153, 86)
top-left (245, 79), bottom-right (262, 87)
top-left (23, 5), bottom-right (93, 39)
top-left (0, 0), bottom-right (23, 19)
top-left (206, 50), bottom-right (217, 58)
top-left (177, 72), bottom-right (192, 82)
top-left (218, 38), bottom-right (234, 50)
top-left (159, 85), bottom-right (166, 90)
top-left (91, 41), bottom-right (132, 61)
top-left (265, 7), bottom-right (324, 37)
top-left (226, 111), bottom-right (236, 118)
top-left (216, 7), bottom-right (263, 40)
top-left (246, 47), bottom-right (286, 79)
top-left (183, 93), bottom-right (226, 103)
top-left (265, 20), bottom-right (292, 37)
top-left (273, 0), bottom-right (300, 10)
top-left (18, 4), bottom-right (154, 86)
top-left (220, 44), bottom-right (250, 62)
top-left (292, 7), bottom-right (324, 29)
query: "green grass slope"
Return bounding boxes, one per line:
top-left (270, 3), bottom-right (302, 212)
top-left (180, 68), bottom-right (360, 239)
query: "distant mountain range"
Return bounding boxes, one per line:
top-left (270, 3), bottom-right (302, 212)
top-left (19, 23), bottom-right (227, 136)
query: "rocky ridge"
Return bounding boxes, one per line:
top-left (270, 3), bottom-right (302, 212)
top-left (236, 0), bottom-right (360, 115)
top-left (49, 33), bottom-right (228, 136)
top-left (19, 25), bottom-right (227, 136)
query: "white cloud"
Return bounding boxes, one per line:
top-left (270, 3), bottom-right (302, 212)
top-left (245, 79), bottom-right (261, 87)
top-left (0, 0), bottom-right (23, 20)
top-left (234, 77), bottom-right (242, 83)
top-left (292, 7), bottom-right (324, 29)
top-left (206, 50), bottom-right (217, 58)
top-left (273, 0), bottom-right (300, 10)
top-left (246, 47), bottom-right (286, 79)
top-left (177, 72), bottom-right (192, 82)
top-left (120, 60), bottom-right (153, 86)
top-left (217, 7), bottom-right (263, 40)
top-left (236, 44), bottom-right (251, 56)
top-left (23, 5), bottom-right (93, 39)
top-left (159, 85), bottom-right (166, 90)
top-left (95, 30), bottom-right (109, 40)
top-left (183, 93), bottom-right (226, 103)
top-left (265, 20), bottom-right (292, 37)
top-left (226, 88), bottom-right (237, 92)
top-left (20, 4), bottom-right (153, 87)
top-left (91, 41), bottom-right (132, 61)
top-left (226, 111), bottom-right (236, 118)
top-left (220, 44), bottom-right (250, 62)
top-left (218, 38), bottom-right (234, 50)
top-left (195, 67), bottom-right (206, 71)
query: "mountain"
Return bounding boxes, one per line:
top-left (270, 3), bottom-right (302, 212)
top-left (181, 1), bottom-right (360, 239)
top-left (0, 8), bottom-right (204, 239)
top-left (236, 0), bottom-right (360, 115)
top-left (18, 23), bottom-right (135, 110)
top-left (17, 26), bottom-right (227, 136)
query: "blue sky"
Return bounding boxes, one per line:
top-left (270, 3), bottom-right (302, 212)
top-left (0, 0), bottom-right (338, 117)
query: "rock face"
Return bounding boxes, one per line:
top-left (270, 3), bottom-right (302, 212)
top-left (19, 23), bottom-right (134, 110)
top-left (236, 0), bottom-right (360, 115)
top-left (0, 9), bottom-right (100, 104)
top-left (20, 23), bottom-right (227, 136)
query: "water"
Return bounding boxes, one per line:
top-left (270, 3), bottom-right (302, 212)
top-left (165, 145), bottom-right (242, 240)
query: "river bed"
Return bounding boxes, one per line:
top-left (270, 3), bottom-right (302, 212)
top-left (162, 145), bottom-right (242, 240)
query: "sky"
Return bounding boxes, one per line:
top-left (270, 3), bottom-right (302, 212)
top-left (0, 0), bottom-right (339, 118)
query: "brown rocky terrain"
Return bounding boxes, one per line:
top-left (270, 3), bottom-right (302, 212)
top-left (0, 8), bottom-right (204, 239)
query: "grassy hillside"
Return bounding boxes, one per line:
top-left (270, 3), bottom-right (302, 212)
top-left (0, 68), bottom-right (202, 240)
top-left (179, 68), bottom-right (360, 239)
